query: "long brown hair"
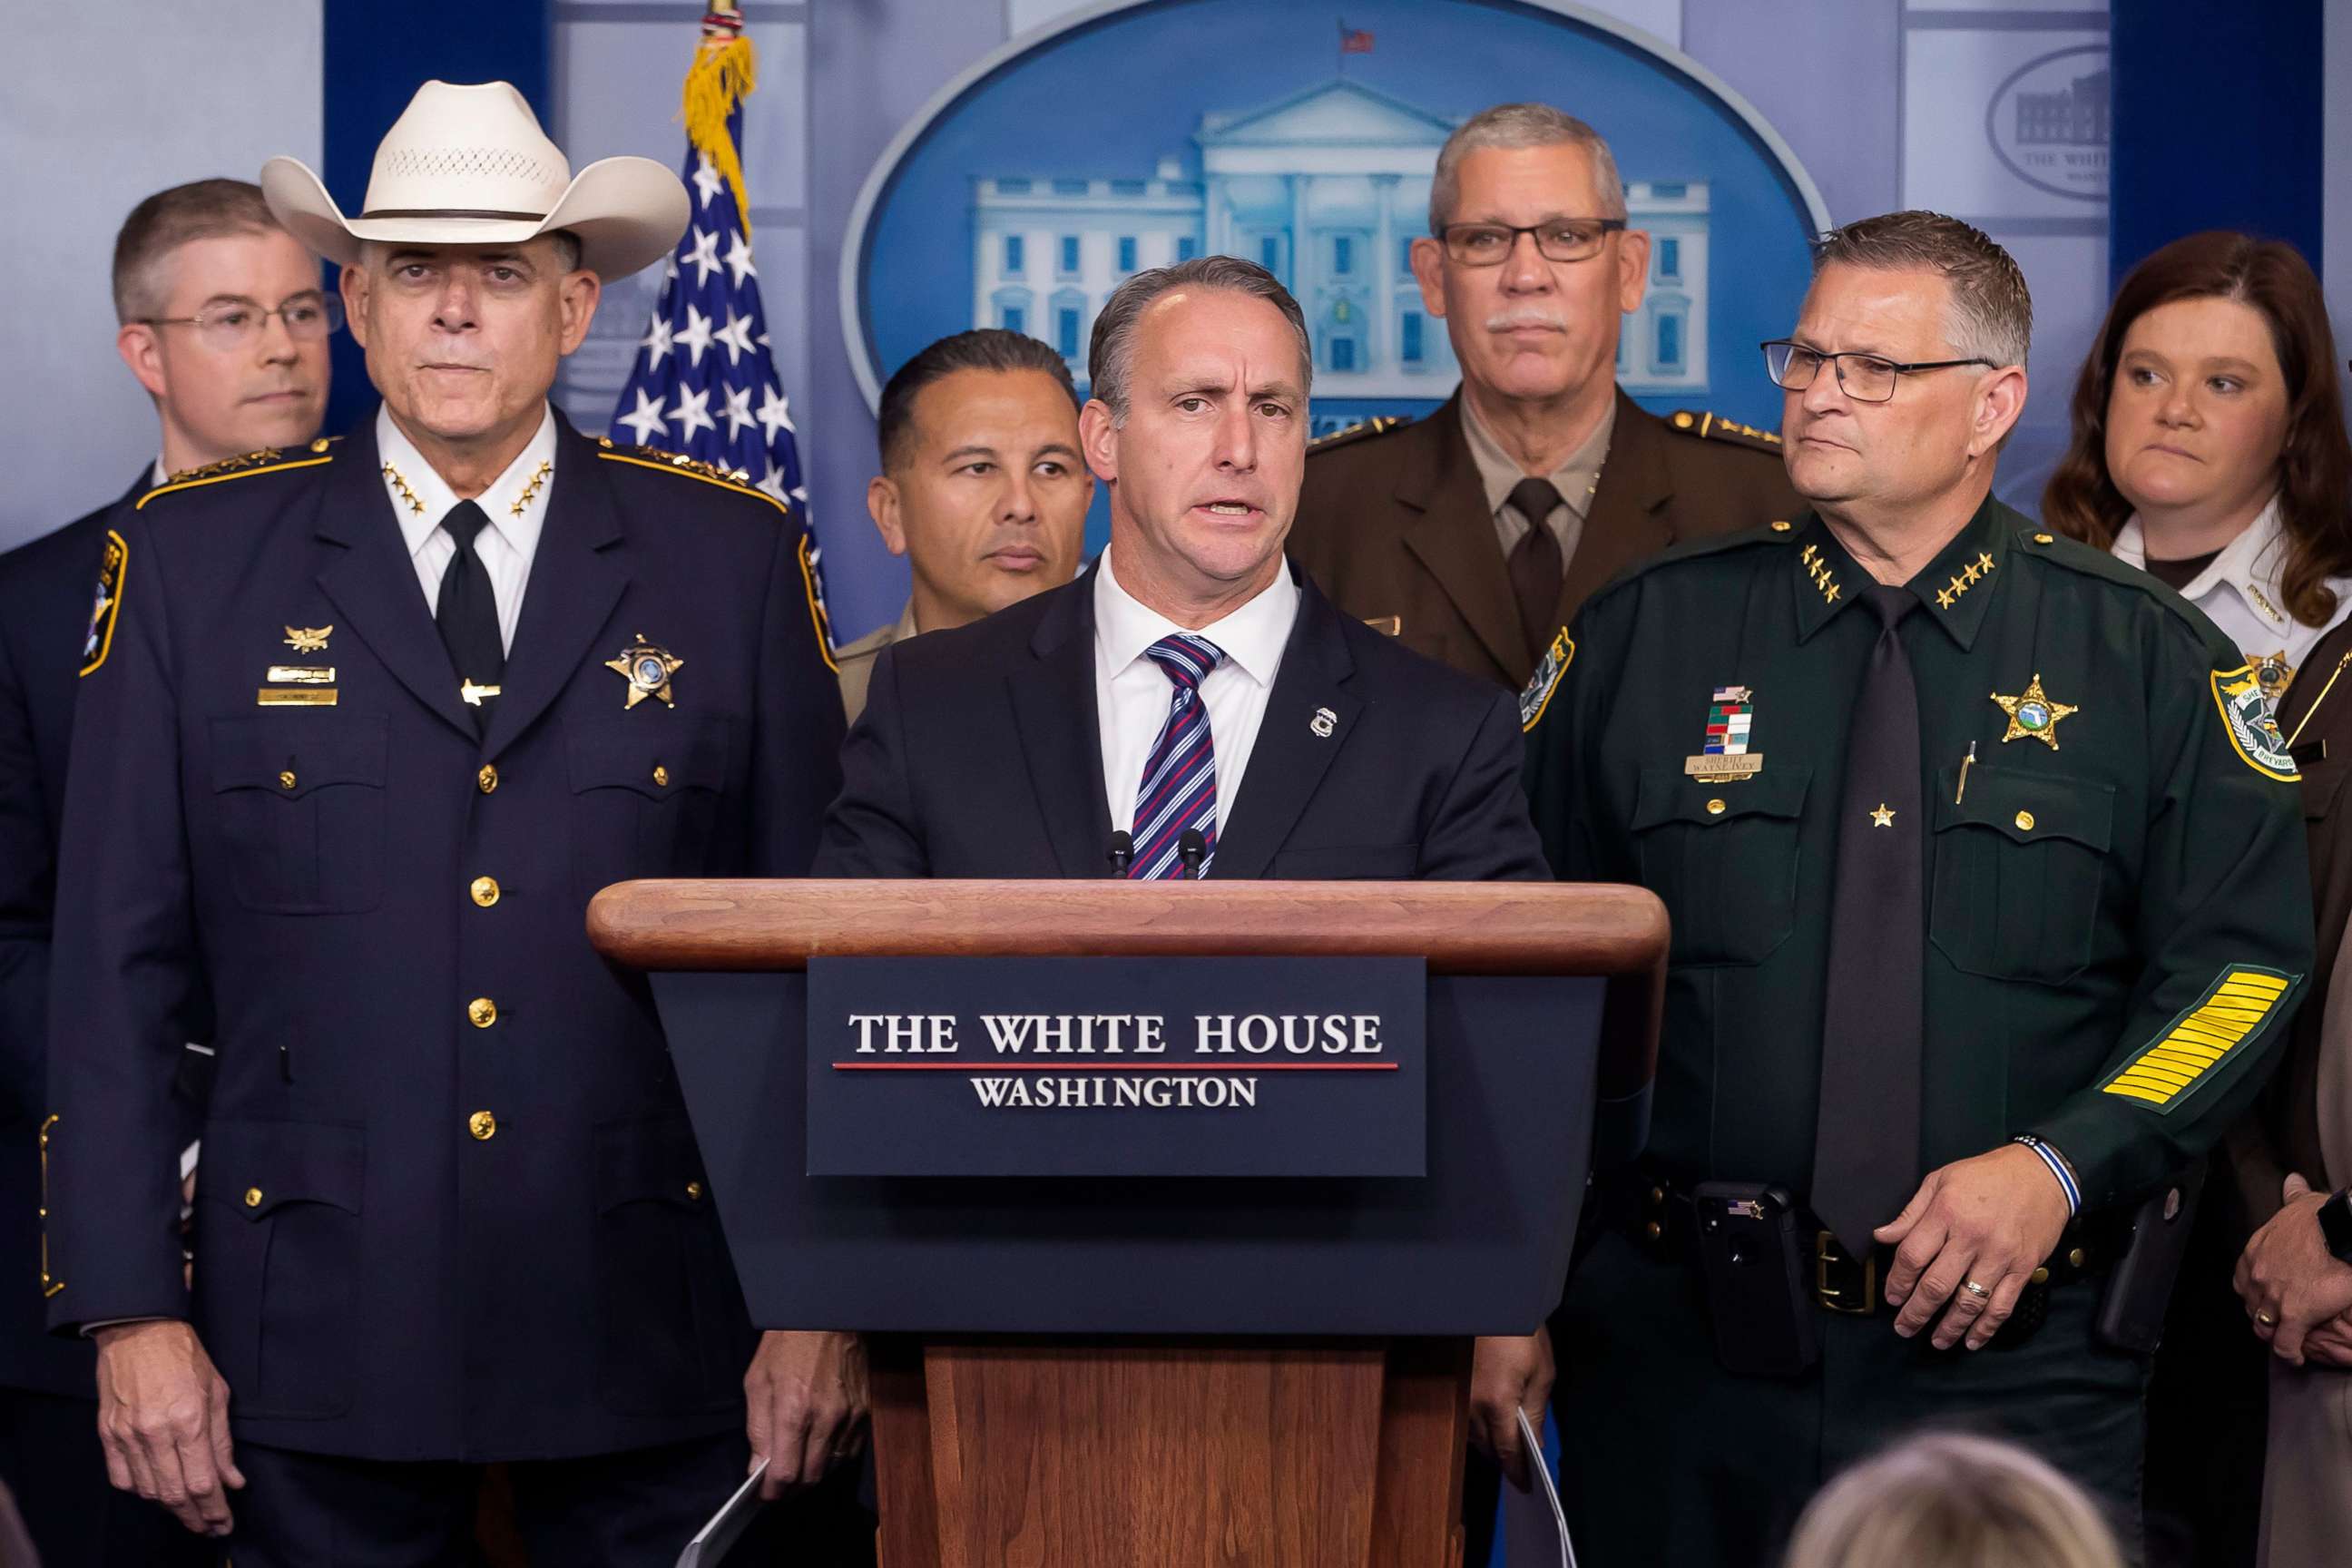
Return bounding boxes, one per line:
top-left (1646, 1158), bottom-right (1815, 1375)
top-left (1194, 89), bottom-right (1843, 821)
top-left (2043, 230), bottom-right (2352, 627)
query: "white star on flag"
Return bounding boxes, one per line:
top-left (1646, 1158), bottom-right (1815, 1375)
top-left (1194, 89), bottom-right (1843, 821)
top-left (691, 151), bottom-right (728, 211)
top-left (639, 314), bottom-right (675, 367)
top-left (675, 303), bottom-right (715, 367)
top-left (616, 387), bottom-right (669, 444)
top-left (605, 74), bottom-right (825, 634)
top-left (755, 384), bottom-right (795, 442)
top-left (714, 309), bottom-right (757, 367)
top-left (682, 226), bottom-right (722, 287)
top-left (720, 384), bottom-right (755, 441)
top-left (671, 385), bottom-right (716, 442)
top-left (723, 231), bottom-right (756, 287)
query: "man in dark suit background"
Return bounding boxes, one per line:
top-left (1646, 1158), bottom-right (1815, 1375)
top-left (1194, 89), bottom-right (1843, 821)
top-left (1287, 103), bottom-right (1800, 691)
top-left (43, 83), bottom-right (854, 1563)
top-left (818, 254), bottom-right (1557, 1481)
top-left (0, 175), bottom-right (329, 1565)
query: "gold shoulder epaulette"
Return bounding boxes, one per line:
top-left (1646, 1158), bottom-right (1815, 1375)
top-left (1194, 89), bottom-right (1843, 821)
top-left (1666, 409), bottom-right (1782, 452)
top-left (595, 438), bottom-right (785, 514)
top-left (1307, 415), bottom-right (1413, 456)
top-left (138, 437), bottom-right (338, 510)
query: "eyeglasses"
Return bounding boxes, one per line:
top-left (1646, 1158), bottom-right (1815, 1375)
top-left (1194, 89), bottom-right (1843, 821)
top-left (1760, 339), bottom-right (1995, 404)
top-left (137, 294), bottom-right (344, 351)
top-left (1436, 219), bottom-right (1627, 267)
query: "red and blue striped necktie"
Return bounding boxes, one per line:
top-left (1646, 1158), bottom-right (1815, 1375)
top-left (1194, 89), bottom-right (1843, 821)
top-left (1128, 632), bottom-right (1225, 879)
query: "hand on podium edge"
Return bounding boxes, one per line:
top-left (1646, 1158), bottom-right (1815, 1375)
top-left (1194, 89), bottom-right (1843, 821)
top-left (1470, 1325), bottom-right (1554, 1489)
top-left (92, 1318), bottom-right (243, 1536)
top-left (745, 1328), bottom-right (869, 1498)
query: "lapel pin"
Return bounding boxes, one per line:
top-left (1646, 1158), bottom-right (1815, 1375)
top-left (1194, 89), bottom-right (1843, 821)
top-left (605, 633), bottom-right (684, 710)
top-left (283, 624), bottom-right (332, 654)
top-left (1310, 706), bottom-right (1338, 739)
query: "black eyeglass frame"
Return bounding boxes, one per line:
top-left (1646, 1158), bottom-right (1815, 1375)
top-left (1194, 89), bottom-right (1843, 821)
top-left (1434, 218), bottom-right (1629, 266)
top-left (1759, 338), bottom-right (1997, 402)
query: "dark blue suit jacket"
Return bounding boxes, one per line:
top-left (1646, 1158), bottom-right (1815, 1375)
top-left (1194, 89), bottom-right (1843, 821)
top-left (44, 416), bottom-right (845, 1461)
top-left (0, 474), bottom-right (154, 1400)
top-left (818, 558), bottom-right (1547, 881)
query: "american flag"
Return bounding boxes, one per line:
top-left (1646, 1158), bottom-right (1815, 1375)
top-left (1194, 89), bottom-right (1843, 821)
top-left (607, 97), bottom-right (823, 610)
top-left (1338, 21), bottom-right (1376, 54)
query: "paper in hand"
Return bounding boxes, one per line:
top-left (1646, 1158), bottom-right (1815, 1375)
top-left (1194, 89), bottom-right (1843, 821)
top-left (675, 1457), bottom-right (769, 1568)
top-left (1498, 1406), bottom-right (1575, 1568)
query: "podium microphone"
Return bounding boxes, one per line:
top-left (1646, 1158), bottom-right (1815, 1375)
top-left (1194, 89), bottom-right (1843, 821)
top-left (1107, 830), bottom-right (1134, 876)
top-left (1178, 828), bottom-right (1207, 879)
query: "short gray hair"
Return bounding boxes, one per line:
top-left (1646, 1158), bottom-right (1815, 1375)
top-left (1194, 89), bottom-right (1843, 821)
top-left (1811, 211), bottom-right (2034, 369)
top-left (1086, 255), bottom-right (1312, 423)
top-left (1429, 103), bottom-right (1627, 232)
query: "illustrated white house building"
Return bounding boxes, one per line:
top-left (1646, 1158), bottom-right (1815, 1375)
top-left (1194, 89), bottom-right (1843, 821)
top-left (969, 80), bottom-right (1710, 402)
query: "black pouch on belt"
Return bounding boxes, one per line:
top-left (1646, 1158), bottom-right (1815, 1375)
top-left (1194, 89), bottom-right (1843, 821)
top-left (1691, 1181), bottom-right (1821, 1377)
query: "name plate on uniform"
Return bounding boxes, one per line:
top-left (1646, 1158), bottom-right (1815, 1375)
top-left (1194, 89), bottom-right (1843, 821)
top-left (256, 688), bottom-right (338, 706)
top-left (806, 956), bottom-right (1426, 1177)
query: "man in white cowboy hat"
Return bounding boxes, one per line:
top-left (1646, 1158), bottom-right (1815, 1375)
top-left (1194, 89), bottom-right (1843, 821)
top-left (40, 80), bottom-right (858, 1563)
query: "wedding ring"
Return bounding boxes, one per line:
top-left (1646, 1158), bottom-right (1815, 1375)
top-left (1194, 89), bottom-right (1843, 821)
top-left (2256, 1309), bottom-right (2278, 1328)
top-left (1960, 1279), bottom-right (1991, 1299)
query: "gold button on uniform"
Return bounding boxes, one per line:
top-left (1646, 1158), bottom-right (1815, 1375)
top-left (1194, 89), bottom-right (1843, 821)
top-left (2068, 1246), bottom-right (2087, 1269)
top-left (476, 764), bottom-right (499, 794)
top-left (279, 770), bottom-right (297, 790)
top-left (467, 997), bottom-right (498, 1028)
top-left (685, 1181), bottom-right (704, 1201)
top-left (1769, 520), bottom-right (1791, 533)
top-left (652, 763), bottom-right (670, 788)
top-left (470, 877), bottom-right (500, 908)
top-left (243, 1187), bottom-right (263, 1209)
top-left (2034, 533), bottom-right (2054, 544)
top-left (1706, 799), bottom-right (1727, 816)
top-left (2031, 1266), bottom-right (2051, 1284)
top-left (2014, 810), bottom-right (2036, 832)
top-left (468, 1111), bottom-right (497, 1141)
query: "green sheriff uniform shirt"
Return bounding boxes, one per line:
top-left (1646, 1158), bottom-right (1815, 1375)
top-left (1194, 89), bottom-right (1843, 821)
top-left (1524, 497), bottom-right (2312, 1211)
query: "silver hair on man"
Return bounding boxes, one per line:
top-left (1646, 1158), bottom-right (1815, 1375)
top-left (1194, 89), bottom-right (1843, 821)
top-left (1085, 254), bottom-right (1314, 425)
top-left (1428, 102), bottom-right (1629, 231)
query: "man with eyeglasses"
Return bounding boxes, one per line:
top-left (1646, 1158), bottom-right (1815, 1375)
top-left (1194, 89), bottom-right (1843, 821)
top-left (0, 176), bottom-right (328, 1566)
top-left (1288, 102), bottom-right (1800, 692)
top-left (1518, 211), bottom-right (2309, 1565)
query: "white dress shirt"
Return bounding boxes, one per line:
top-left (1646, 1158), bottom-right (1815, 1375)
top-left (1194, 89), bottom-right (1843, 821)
top-left (377, 403), bottom-right (560, 653)
top-left (2112, 497), bottom-right (2352, 701)
top-left (1094, 546), bottom-right (1300, 841)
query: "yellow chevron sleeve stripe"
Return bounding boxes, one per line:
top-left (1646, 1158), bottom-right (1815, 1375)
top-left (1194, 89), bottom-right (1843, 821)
top-left (2101, 967), bottom-right (2294, 1112)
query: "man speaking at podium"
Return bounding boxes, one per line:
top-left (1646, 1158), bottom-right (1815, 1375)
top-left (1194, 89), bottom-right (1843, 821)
top-left (817, 254), bottom-right (1556, 1473)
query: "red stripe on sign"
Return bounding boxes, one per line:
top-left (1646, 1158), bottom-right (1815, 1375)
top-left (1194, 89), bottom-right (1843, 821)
top-left (831, 1062), bottom-right (1401, 1071)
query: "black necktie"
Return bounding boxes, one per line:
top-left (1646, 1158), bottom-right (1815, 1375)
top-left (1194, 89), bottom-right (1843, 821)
top-left (434, 501), bottom-right (503, 726)
top-left (1813, 583), bottom-right (1925, 1256)
top-left (1505, 477), bottom-right (1564, 665)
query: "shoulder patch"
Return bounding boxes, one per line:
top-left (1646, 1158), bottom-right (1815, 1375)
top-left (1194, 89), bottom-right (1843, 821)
top-left (1666, 409), bottom-right (1781, 452)
top-left (138, 440), bottom-right (337, 510)
top-left (78, 528), bottom-right (128, 677)
top-left (1519, 628), bottom-right (1574, 732)
top-left (1307, 415), bottom-right (1413, 456)
top-left (2212, 664), bottom-right (2299, 781)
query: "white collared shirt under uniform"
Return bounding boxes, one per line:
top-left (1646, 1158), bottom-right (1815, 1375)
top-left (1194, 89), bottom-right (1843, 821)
top-left (1093, 547), bottom-right (1300, 840)
top-left (376, 402), bottom-right (559, 653)
top-left (2111, 497), bottom-right (2352, 708)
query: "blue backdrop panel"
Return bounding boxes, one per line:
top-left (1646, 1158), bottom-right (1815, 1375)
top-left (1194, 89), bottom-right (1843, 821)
top-left (2111, 0), bottom-right (2322, 283)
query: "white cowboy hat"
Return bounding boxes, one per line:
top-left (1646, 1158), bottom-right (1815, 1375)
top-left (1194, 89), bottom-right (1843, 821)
top-left (260, 80), bottom-right (689, 279)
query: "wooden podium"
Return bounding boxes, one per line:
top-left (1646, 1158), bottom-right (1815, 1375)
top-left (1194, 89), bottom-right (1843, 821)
top-left (590, 880), bottom-right (1666, 1568)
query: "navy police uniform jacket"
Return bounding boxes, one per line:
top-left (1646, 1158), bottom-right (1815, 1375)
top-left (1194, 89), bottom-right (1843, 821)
top-left (818, 559), bottom-right (1549, 882)
top-left (0, 473), bottom-right (211, 1401)
top-left (43, 416), bottom-right (845, 1461)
